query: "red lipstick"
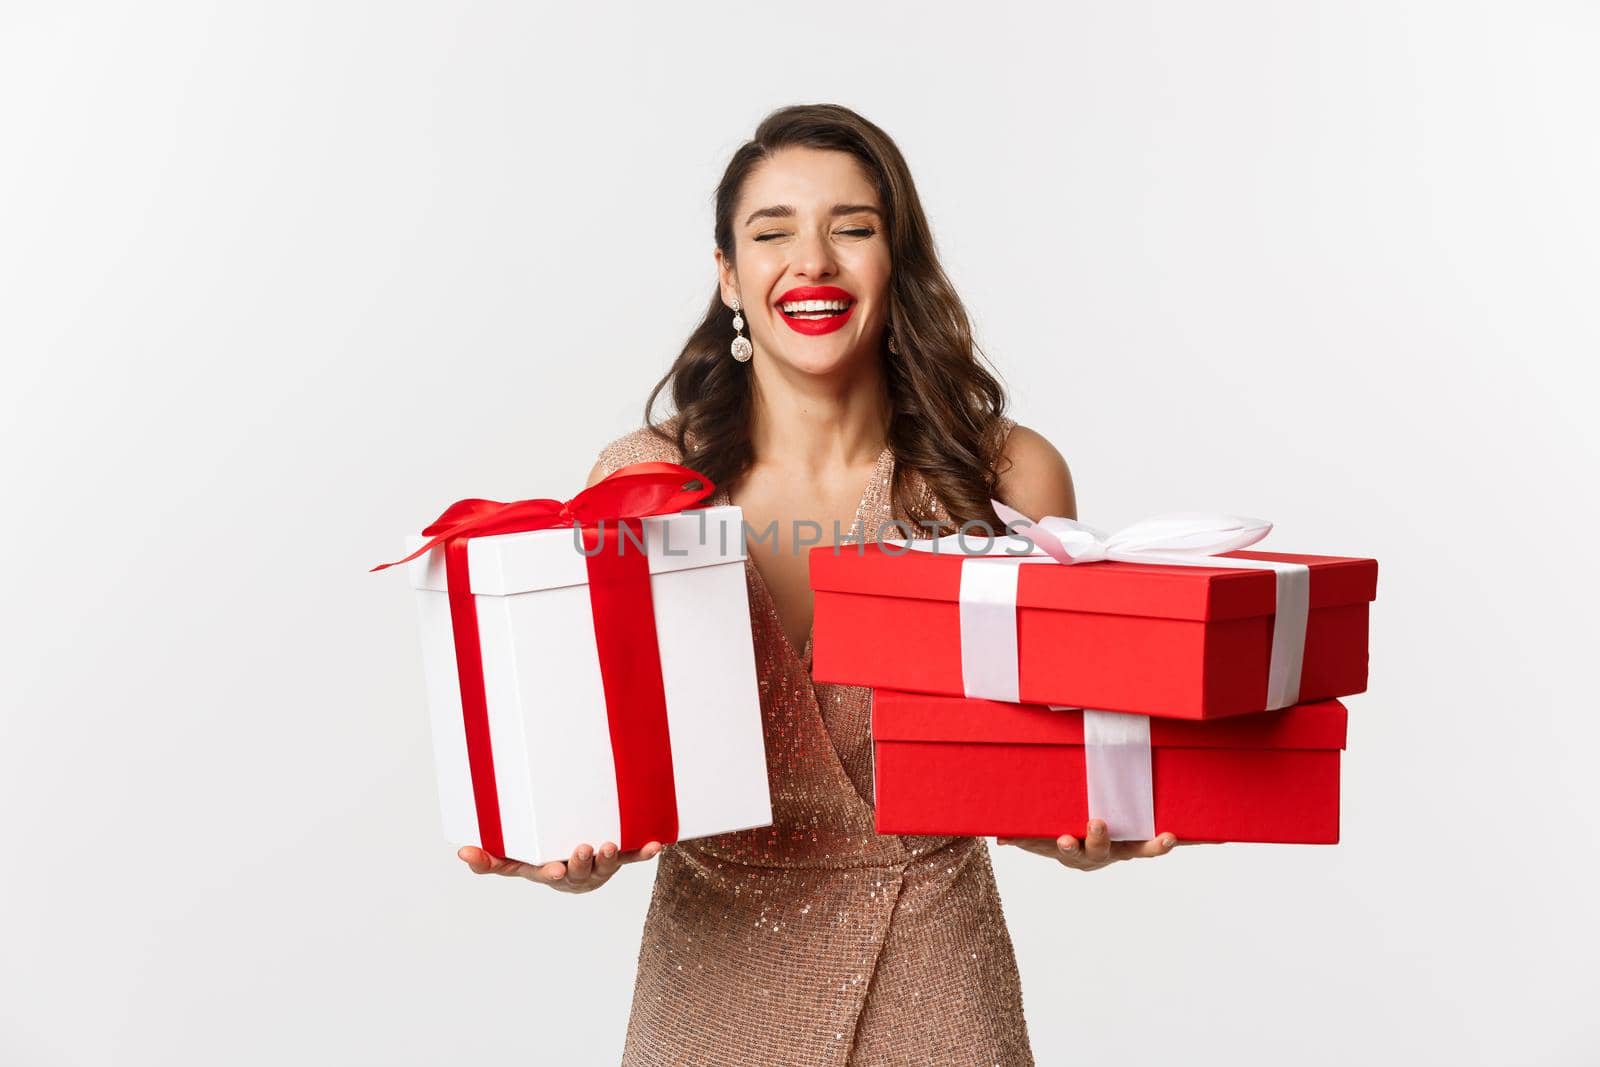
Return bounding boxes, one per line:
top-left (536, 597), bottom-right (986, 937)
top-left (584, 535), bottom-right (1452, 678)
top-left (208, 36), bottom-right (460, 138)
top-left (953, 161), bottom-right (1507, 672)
top-left (775, 285), bottom-right (857, 336)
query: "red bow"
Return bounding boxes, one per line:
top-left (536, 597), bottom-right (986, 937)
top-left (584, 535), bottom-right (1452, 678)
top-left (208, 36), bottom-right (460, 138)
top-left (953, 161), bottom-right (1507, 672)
top-left (370, 461), bottom-right (715, 574)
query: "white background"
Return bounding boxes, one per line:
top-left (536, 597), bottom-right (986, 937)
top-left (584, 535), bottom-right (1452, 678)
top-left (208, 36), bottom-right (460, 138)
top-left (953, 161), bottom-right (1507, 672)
top-left (3, 3), bottom-right (1596, 1064)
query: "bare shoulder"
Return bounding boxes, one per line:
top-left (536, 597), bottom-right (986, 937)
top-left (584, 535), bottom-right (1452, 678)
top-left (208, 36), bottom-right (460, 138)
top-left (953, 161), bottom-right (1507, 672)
top-left (994, 423), bottom-right (1076, 521)
top-left (585, 418), bottom-right (684, 488)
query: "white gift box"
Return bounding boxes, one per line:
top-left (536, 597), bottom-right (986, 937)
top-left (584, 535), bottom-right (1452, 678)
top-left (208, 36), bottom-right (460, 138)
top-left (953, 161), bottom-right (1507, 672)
top-left (403, 504), bottom-right (772, 864)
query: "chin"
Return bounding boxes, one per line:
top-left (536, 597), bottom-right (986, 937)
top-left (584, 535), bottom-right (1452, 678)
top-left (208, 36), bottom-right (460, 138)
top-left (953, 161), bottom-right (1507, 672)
top-left (772, 339), bottom-right (873, 377)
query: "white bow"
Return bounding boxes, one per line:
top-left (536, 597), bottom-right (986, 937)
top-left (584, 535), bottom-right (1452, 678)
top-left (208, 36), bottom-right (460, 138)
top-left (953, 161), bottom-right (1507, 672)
top-left (905, 502), bottom-right (1274, 567)
top-left (991, 501), bottom-right (1272, 565)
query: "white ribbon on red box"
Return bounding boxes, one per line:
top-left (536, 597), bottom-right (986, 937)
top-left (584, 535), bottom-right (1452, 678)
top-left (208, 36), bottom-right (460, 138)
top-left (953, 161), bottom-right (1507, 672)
top-left (900, 505), bottom-right (1314, 841)
top-left (1070, 707), bottom-right (1157, 841)
top-left (903, 504), bottom-right (1313, 712)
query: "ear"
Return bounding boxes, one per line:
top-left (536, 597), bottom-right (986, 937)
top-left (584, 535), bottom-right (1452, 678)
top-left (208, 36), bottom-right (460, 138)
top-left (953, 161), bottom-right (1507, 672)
top-left (714, 247), bottom-right (738, 307)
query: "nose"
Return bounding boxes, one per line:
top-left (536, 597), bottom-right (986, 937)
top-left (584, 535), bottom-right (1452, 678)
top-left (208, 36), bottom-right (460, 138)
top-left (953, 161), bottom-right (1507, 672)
top-left (791, 227), bottom-right (838, 280)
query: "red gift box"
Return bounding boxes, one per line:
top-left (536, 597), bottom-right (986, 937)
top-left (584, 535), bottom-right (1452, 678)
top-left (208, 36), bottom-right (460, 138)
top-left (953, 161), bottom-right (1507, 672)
top-left (871, 690), bottom-right (1348, 844)
top-left (811, 544), bottom-right (1377, 719)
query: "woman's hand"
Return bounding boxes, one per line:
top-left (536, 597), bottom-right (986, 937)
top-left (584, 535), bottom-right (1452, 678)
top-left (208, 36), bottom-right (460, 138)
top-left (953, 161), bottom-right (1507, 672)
top-left (456, 840), bottom-right (664, 894)
top-left (996, 819), bottom-right (1179, 872)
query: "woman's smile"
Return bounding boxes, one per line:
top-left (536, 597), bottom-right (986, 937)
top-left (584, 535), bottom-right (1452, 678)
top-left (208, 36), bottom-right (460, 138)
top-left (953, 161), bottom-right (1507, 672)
top-left (775, 284), bottom-right (857, 335)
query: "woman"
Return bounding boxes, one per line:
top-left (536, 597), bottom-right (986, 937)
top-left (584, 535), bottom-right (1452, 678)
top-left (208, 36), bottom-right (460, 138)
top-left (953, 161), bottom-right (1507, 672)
top-left (457, 104), bottom-right (1180, 1065)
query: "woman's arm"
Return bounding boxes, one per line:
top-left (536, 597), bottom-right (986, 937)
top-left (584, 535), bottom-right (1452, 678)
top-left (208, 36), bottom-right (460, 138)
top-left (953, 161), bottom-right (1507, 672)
top-left (994, 424), bottom-right (1077, 523)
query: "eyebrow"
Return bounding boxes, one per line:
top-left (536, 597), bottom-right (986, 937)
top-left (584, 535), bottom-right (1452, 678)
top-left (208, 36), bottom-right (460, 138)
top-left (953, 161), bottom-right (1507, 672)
top-left (743, 203), bottom-right (883, 226)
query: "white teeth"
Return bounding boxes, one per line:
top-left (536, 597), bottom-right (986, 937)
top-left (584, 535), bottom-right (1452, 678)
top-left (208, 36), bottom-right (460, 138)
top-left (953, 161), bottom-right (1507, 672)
top-left (780, 299), bottom-right (851, 313)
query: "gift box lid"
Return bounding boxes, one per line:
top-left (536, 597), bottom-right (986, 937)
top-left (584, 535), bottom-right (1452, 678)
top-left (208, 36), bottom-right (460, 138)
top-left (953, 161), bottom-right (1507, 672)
top-left (872, 690), bottom-right (1348, 751)
top-left (406, 504), bottom-right (748, 596)
top-left (811, 544), bottom-right (1377, 622)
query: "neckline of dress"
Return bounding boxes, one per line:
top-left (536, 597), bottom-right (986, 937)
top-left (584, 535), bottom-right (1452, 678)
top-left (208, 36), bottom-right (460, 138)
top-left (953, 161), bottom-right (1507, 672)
top-left (723, 443), bottom-right (892, 668)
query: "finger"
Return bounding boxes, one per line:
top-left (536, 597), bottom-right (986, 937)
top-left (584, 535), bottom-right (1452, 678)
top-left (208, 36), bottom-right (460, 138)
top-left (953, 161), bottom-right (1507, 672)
top-left (532, 859), bottom-right (567, 884)
top-left (592, 841), bottom-right (623, 879)
top-left (1055, 835), bottom-right (1083, 863)
top-left (992, 837), bottom-right (1058, 858)
top-left (618, 841), bottom-right (665, 865)
top-left (1084, 820), bottom-right (1112, 863)
top-left (458, 846), bottom-right (529, 878)
top-left (1001, 838), bottom-right (1063, 859)
top-left (458, 845), bottom-right (496, 874)
top-left (565, 843), bottom-right (597, 884)
top-left (1114, 833), bottom-right (1177, 860)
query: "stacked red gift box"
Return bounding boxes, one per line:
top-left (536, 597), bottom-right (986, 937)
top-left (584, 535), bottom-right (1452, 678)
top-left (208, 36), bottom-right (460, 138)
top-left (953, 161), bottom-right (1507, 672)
top-left (809, 509), bottom-right (1379, 844)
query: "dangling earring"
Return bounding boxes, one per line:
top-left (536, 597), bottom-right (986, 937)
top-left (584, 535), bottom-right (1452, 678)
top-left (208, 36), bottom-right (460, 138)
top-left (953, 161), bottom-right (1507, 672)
top-left (887, 331), bottom-right (900, 355)
top-left (729, 296), bottom-right (753, 362)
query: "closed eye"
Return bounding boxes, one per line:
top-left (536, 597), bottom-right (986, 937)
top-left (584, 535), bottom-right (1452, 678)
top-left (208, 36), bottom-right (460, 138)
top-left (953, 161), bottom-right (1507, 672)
top-left (754, 227), bottom-right (876, 242)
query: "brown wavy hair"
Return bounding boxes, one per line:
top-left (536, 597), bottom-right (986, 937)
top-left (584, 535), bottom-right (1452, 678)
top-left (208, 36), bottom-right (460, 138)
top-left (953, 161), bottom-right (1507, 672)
top-left (642, 103), bottom-right (1010, 533)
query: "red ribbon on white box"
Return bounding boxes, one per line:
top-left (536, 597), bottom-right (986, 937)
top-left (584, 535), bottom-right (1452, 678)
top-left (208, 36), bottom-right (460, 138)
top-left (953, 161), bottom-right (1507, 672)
top-left (905, 504), bottom-right (1313, 713)
top-left (371, 462), bottom-right (714, 859)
